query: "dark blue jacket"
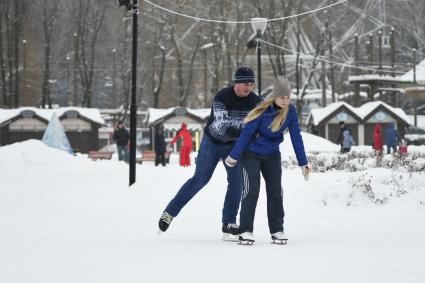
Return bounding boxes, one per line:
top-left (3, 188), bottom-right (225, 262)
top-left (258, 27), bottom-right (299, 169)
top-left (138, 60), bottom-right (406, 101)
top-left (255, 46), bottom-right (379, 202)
top-left (204, 86), bottom-right (262, 143)
top-left (384, 123), bottom-right (400, 147)
top-left (229, 104), bottom-right (308, 166)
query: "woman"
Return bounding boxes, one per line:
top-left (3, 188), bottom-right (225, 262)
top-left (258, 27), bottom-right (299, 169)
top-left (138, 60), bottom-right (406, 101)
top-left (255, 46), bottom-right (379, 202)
top-left (225, 77), bottom-right (310, 245)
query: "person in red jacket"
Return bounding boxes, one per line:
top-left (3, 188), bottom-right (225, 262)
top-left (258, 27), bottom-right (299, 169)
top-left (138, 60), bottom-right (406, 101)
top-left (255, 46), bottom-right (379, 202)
top-left (373, 124), bottom-right (384, 165)
top-left (373, 124), bottom-right (384, 152)
top-left (170, 123), bottom-right (193, 166)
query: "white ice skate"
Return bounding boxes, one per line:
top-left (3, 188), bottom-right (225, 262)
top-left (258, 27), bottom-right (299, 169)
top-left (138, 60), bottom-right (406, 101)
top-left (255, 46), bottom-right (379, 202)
top-left (271, 231), bottom-right (288, 245)
top-left (238, 232), bottom-right (255, 245)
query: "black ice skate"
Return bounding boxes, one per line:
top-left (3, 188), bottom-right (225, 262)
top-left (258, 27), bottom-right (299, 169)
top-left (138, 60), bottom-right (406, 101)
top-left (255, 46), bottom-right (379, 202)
top-left (222, 223), bottom-right (239, 242)
top-left (238, 232), bottom-right (255, 245)
top-left (158, 211), bottom-right (174, 234)
top-left (271, 231), bottom-right (288, 245)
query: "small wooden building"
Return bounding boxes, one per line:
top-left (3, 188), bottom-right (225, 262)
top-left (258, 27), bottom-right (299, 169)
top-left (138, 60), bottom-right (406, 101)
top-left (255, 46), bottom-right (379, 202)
top-left (0, 107), bottom-right (104, 153)
top-left (307, 101), bottom-right (410, 145)
top-left (147, 107), bottom-right (210, 152)
top-left (307, 102), bottom-right (361, 145)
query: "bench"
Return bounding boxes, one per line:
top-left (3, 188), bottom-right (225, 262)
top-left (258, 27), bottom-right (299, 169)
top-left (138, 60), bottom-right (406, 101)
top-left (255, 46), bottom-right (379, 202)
top-left (88, 151), bottom-right (114, 161)
top-left (136, 150), bottom-right (171, 164)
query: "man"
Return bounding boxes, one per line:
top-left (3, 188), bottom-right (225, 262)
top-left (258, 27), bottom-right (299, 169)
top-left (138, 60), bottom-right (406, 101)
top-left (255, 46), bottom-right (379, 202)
top-left (158, 66), bottom-right (262, 241)
top-left (113, 121), bottom-right (130, 162)
top-left (154, 125), bottom-right (167, 167)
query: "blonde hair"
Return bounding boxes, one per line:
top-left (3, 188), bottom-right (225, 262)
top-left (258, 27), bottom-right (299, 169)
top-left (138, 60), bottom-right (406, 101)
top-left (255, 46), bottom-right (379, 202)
top-left (244, 98), bottom-right (289, 132)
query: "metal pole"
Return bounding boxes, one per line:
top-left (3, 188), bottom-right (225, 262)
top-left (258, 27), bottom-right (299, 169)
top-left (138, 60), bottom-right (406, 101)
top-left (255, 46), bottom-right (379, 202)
top-left (73, 33), bottom-right (78, 106)
top-left (112, 49), bottom-right (117, 109)
top-left (413, 48), bottom-right (417, 84)
top-left (368, 33), bottom-right (374, 73)
top-left (129, 0), bottom-right (138, 186)
top-left (354, 33), bottom-right (360, 105)
top-left (327, 23), bottom-right (335, 103)
top-left (257, 29), bottom-right (262, 96)
top-left (413, 48), bottom-right (417, 127)
top-left (22, 39), bottom-right (26, 100)
top-left (378, 31), bottom-right (383, 100)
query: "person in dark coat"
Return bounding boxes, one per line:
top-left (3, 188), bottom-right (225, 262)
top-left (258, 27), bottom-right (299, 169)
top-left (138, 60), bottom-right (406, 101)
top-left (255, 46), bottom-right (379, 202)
top-left (336, 121), bottom-right (350, 150)
top-left (155, 125), bottom-right (167, 167)
top-left (113, 121), bottom-right (130, 162)
top-left (158, 66), bottom-right (262, 241)
top-left (384, 123), bottom-right (400, 154)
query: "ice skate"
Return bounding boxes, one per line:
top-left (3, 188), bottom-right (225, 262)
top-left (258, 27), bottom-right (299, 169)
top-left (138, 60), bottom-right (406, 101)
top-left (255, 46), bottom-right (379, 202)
top-left (271, 231), bottom-right (288, 245)
top-left (238, 232), bottom-right (255, 245)
top-left (222, 223), bottom-right (239, 242)
top-left (158, 211), bottom-right (174, 234)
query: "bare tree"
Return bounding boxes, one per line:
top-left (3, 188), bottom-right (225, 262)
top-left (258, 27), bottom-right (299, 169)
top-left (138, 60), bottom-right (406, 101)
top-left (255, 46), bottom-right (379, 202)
top-left (0, 0), bottom-right (26, 108)
top-left (41, 0), bottom-right (60, 109)
top-left (74, 0), bottom-right (109, 107)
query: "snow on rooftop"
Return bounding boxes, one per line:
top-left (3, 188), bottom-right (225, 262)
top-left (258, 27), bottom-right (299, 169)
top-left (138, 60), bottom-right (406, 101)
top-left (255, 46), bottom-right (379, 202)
top-left (308, 101), bottom-right (410, 126)
top-left (399, 58), bottom-right (425, 83)
top-left (308, 102), bottom-right (358, 126)
top-left (407, 115), bottom-right (425, 130)
top-left (357, 101), bottom-right (410, 124)
top-left (148, 107), bottom-right (211, 124)
top-left (349, 75), bottom-right (404, 82)
top-left (0, 107), bottom-right (104, 125)
top-left (147, 107), bottom-right (176, 124)
top-left (186, 108), bottom-right (210, 119)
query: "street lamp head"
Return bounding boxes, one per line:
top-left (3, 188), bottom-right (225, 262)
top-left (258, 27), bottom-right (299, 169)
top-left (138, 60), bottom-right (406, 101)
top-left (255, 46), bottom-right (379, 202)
top-left (250, 18), bottom-right (268, 35)
top-left (115, 0), bottom-right (132, 10)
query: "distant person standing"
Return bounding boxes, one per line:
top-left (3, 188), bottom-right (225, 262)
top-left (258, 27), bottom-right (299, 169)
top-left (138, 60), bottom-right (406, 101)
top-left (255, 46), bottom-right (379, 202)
top-left (336, 121), bottom-right (350, 150)
top-left (170, 123), bottom-right (193, 167)
top-left (373, 124), bottom-right (384, 153)
top-left (373, 124), bottom-right (384, 166)
top-left (384, 123), bottom-right (400, 154)
top-left (113, 121), bottom-right (130, 162)
top-left (341, 130), bottom-right (355, 153)
top-left (155, 125), bottom-right (167, 167)
top-left (398, 139), bottom-right (408, 157)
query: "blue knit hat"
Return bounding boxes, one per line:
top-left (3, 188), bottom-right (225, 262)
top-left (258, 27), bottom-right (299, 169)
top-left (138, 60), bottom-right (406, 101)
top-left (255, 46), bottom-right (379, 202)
top-left (233, 67), bottom-right (255, 83)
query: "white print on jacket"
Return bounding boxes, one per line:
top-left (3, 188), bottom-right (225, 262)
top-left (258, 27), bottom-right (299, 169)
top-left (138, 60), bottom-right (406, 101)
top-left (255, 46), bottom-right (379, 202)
top-left (208, 102), bottom-right (249, 142)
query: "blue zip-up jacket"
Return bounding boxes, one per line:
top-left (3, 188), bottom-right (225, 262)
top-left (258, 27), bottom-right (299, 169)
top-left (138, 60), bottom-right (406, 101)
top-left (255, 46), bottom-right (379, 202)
top-left (229, 103), bottom-right (308, 166)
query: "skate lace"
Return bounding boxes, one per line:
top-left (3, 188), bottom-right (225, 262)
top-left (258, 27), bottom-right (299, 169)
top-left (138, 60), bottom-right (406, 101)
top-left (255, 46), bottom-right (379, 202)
top-left (161, 212), bottom-right (173, 224)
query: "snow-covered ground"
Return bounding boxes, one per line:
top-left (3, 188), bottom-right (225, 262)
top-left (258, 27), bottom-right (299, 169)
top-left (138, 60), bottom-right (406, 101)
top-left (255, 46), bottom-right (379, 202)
top-left (1, 135), bottom-right (425, 283)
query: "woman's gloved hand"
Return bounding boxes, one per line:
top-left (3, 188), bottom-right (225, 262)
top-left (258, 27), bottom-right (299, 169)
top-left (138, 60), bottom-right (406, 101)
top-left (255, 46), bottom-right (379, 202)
top-left (225, 156), bottom-right (238, 167)
top-left (301, 164), bottom-right (311, 181)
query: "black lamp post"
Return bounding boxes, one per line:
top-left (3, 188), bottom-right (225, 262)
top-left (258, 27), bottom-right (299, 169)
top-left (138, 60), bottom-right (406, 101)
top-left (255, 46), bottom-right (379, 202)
top-left (250, 18), bottom-right (267, 96)
top-left (115, 0), bottom-right (138, 186)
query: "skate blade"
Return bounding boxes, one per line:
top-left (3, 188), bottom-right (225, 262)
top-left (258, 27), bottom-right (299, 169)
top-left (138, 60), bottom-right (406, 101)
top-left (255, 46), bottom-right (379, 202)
top-left (222, 233), bottom-right (239, 242)
top-left (238, 240), bottom-right (254, 245)
top-left (271, 239), bottom-right (288, 245)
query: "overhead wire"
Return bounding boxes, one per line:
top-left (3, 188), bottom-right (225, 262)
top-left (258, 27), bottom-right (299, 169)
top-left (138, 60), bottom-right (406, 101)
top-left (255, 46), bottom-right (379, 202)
top-left (259, 39), bottom-right (408, 75)
top-left (142, 0), bottom-right (348, 24)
